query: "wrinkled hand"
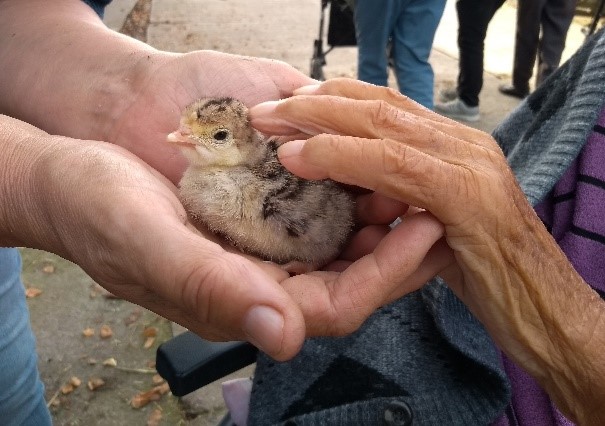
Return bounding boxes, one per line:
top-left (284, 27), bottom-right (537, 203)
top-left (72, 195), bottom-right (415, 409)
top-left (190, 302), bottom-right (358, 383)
top-left (108, 51), bottom-right (316, 184)
top-left (249, 78), bottom-right (554, 335)
top-left (249, 78), bottom-right (605, 424)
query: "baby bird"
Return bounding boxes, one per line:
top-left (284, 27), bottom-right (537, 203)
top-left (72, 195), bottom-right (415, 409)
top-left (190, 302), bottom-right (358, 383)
top-left (167, 97), bottom-right (355, 271)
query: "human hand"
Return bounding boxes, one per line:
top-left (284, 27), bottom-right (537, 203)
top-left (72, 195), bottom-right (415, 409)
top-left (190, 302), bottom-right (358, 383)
top-left (248, 78), bottom-right (598, 358)
top-left (1, 114), bottom-right (447, 360)
top-left (107, 51), bottom-right (315, 184)
top-left (249, 78), bottom-right (525, 311)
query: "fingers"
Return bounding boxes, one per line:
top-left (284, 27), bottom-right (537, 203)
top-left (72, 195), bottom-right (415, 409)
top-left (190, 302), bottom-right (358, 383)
top-left (277, 135), bottom-right (456, 217)
top-left (126, 217), bottom-right (307, 361)
top-left (250, 79), bottom-right (495, 150)
top-left (282, 211), bottom-right (445, 336)
top-left (355, 192), bottom-right (408, 225)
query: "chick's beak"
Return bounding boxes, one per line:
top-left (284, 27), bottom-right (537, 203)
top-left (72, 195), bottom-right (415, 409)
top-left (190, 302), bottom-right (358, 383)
top-left (167, 125), bottom-right (193, 145)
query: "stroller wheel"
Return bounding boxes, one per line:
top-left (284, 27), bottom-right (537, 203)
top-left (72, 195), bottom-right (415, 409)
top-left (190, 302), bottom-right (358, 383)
top-left (310, 58), bottom-right (326, 81)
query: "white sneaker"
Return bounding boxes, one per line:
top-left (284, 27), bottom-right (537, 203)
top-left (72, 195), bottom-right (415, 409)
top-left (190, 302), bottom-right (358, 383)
top-left (438, 87), bottom-right (458, 103)
top-left (434, 98), bottom-right (480, 122)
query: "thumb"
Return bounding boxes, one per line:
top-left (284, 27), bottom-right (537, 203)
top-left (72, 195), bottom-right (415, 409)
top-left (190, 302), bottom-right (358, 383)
top-left (116, 223), bottom-right (307, 361)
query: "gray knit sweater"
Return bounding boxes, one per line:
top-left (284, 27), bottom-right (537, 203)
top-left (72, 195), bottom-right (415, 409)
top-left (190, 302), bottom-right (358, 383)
top-left (248, 29), bottom-right (605, 426)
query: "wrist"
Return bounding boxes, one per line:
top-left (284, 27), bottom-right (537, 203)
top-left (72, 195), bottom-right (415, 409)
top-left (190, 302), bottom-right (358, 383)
top-left (0, 116), bottom-right (62, 250)
top-left (472, 205), bottom-right (605, 423)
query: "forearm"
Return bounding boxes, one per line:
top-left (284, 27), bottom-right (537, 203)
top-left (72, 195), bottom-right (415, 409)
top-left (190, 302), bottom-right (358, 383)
top-left (0, 115), bottom-right (66, 251)
top-left (451, 201), bottom-right (605, 425)
top-left (0, 0), bottom-right (156, 142)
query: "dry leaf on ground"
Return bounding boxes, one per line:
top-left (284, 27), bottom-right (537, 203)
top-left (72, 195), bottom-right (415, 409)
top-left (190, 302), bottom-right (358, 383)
top-left (25, 288), bottom-right (43, 298)
top-left (42, 264), bottom-right (55, 274)
top-left (87, 377), bottom-right (106, 391)
top-left (100, 325), bottom-right (113, 339)
top-left (143, 337), bottom-right (155, 349)
top-left (147, 408), bottom-right (163, 426)
top-left (143, 326), bottom-right (158, 337)
top-left (60, 384), bottom-right (75, 395)
top-left (82, 328), bottom-right (95, 337)
top-left (130, 382), bottom-right (170, 409)
top-left (102, 357), bottom-right (118, 367)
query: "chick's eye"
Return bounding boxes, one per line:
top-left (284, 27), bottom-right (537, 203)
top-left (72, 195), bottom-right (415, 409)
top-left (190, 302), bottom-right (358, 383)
top-left (213, 130), bottom-right (230, 141)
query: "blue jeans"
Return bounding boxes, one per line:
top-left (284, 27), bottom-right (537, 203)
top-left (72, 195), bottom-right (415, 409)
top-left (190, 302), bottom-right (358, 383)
top-left (0, 248), bottom-right (51, 426)
top-left (355, 0), bottom-right (446, 109)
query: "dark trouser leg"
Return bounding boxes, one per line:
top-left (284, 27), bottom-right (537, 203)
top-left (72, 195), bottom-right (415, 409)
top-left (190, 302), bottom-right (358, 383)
top-left (536, 0), bottom-right (577, 86)
top-left (456, 0), bottom-right (505, 106)
top-left (512, 0), bottom-right (547, 91)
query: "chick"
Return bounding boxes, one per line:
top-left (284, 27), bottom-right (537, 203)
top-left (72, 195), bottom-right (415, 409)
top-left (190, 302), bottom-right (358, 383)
top-left (167, 97), bottom-right (355, 271)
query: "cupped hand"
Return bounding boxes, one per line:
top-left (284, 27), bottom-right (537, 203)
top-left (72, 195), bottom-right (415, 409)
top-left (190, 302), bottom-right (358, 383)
top-left (109, 50), bottom-right (316, 184)
top-left (2, 114), bottom-right (447, 360)
top-left (249, 78), bottom-right (555, 327)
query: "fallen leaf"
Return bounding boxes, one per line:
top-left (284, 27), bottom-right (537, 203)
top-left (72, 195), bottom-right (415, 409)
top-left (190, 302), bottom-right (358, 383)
top-left (143, 326), bottom-right (158, 338)
top-left (82, 328), bottom-right (95, 337)
top-left (124, 309), bottom-right (142, 326)
top-left (146, 360), bottom-right (156, 369)
top-left (143, 336), bottom-right (155, 349)
top-left (25, 287), bottom-right (43, 298)
top-left (100, 325), bottom-right (113, 339)
top-left (70, 377), bottom-right (81, 387)
top-left (151, 374), bottom-right (164, 385)
top-left (147, 408), bottom-right (163, 426)
top-left (87, 358), bottom-right (98, 365)
top-left (130, 383), bottom-right (170, 409)
top-left (60, 384), bottom-right (75, 395)
top-left (102, 357), bottom-right (117, 367)
top-left (42, 264), bottom-right (55, 274)
top-left (102, 291), bottom-right (120, 299)
top-left (87, 377), bottom-right (105, 391)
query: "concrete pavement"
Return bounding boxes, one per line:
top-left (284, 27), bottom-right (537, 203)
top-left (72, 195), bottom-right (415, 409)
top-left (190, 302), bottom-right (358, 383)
top-left (27, 0), bottom-right (590, 425)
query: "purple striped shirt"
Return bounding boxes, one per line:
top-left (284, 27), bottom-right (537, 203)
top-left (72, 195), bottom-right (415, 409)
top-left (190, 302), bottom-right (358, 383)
top-left (494, 106), bottom-right (605, 425)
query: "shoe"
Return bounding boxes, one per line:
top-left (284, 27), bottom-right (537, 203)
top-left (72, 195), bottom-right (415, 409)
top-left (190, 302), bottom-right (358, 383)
top-left (434, 98), bottom-right (480, 122)
top-left (498, 83), bottom-right (528, 99)
top-left (438, 87), bottom-right (458, 103)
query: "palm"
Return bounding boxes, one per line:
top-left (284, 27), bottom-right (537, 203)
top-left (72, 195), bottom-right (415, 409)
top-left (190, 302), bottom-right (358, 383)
top-left (111, 51), bottom-right (315, 184)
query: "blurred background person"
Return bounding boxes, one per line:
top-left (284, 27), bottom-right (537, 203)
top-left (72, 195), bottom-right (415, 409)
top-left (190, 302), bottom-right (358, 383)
top-left (354, 0), bottom-right (446, 109)
top-left (434, 0), bottom-right (506, 122)
top-left (499, 0), bottom-right (578, 98)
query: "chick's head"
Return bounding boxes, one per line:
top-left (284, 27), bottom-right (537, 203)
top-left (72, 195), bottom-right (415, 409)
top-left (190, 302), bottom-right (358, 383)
top-left (167, 97), bottom-right (263, 168)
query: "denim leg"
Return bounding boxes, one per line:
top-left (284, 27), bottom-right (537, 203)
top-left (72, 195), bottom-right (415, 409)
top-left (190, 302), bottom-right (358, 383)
top-left (0, 248), bottom-right (51, 426)
top-left (391, 0), bottom-right (446, 109)
top-left (354, 0), bottom-right (397, 87)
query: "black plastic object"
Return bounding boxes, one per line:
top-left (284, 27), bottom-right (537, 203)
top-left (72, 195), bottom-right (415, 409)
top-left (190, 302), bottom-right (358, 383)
top-left (156, 331), bottom-right (258, 397)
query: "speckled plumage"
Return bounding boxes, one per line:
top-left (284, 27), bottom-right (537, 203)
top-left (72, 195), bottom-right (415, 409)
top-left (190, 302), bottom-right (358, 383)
top-left (167, 97), bottom-right (355, 268)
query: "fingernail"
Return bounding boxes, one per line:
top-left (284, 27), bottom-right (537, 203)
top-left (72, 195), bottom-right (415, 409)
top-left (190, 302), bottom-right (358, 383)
top-left (249, 100), bottom-right (279, 118)
top-left (293, 84), bottom-right (321, 95)
top-left (243, 305), bottom-right (284, 354)
top-left (277, 140), bottom-right (306, 159)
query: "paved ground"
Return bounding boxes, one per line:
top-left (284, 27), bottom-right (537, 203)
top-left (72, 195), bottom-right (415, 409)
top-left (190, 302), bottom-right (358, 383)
top-left (24, 1), bottom-right (591, 425)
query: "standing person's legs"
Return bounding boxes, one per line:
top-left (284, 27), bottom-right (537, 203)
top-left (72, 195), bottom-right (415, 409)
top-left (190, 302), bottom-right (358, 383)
top-left (391, 0), bottom-right (446, 109)
top-left (354, 0), bottom-right (396, 87)
top-left (0, 248), bottom-right (51, 426)
top-left (456, 0), bottom-right (506, 107)
top-left (511, 0), bottom-right (547, 91)
top-left (537, 0), bottom-right (577, 85)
